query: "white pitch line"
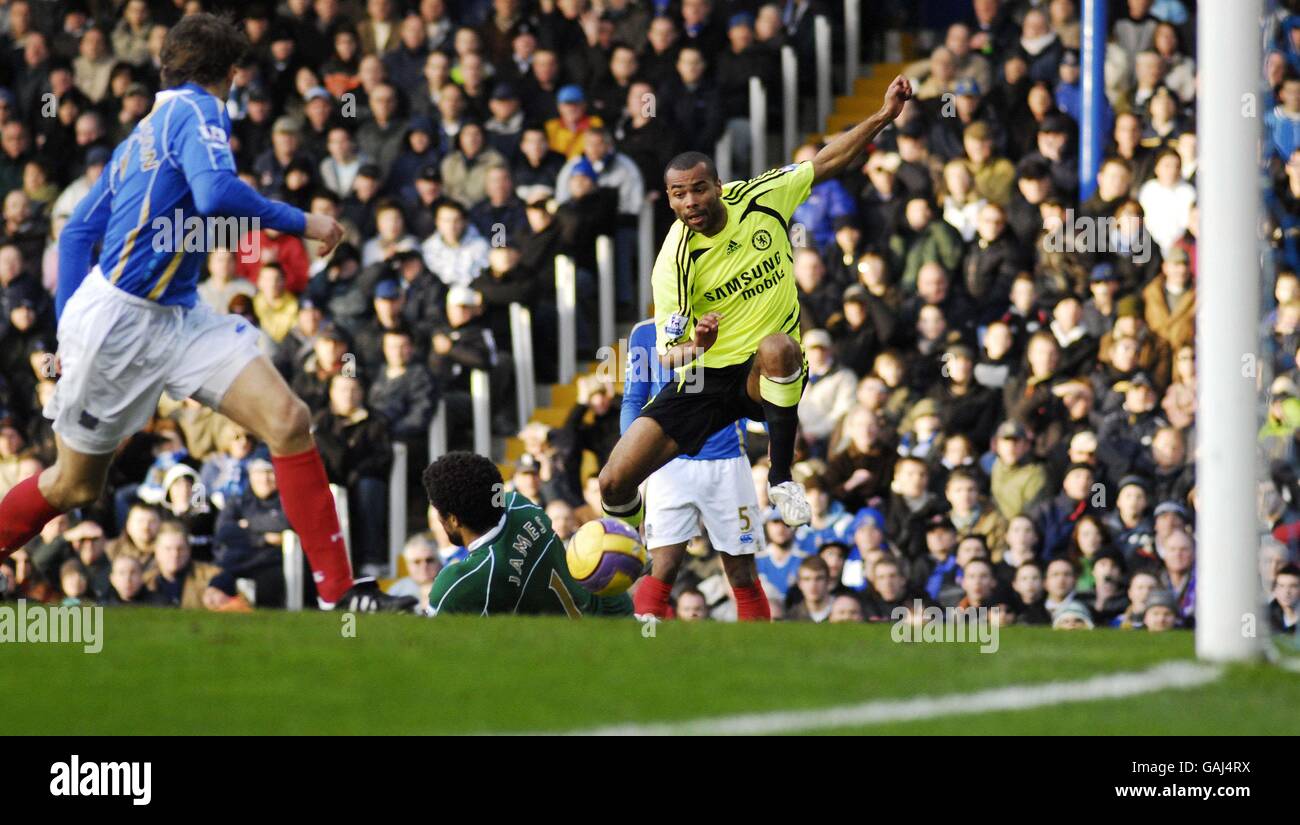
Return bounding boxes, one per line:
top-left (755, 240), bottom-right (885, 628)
top-left (557, 661), bottom-right (1223, 736)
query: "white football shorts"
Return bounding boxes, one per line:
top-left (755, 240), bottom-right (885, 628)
top-left (45, 267), bottom-right (264, 454)
top-left (643, 454), bottom-right (764, 556)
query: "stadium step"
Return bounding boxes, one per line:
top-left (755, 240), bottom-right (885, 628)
top-left (505, 355), bottom-right (613, 478)
top-left (807, 60), bottom-right (912, 142)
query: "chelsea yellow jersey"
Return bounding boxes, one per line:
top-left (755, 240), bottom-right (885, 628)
top-left (652, 161), bottom-right (814, 369)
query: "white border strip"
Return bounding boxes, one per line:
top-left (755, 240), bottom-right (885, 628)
top-left (555, 662), bottom-right (1223, 736)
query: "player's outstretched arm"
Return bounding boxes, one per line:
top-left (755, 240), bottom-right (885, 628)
top-left (174, 101), bottom-right (342, 255)
top-left (811, 74), bottom-right (913, 185)
top-left (56, 166), bottom-right (114, 318)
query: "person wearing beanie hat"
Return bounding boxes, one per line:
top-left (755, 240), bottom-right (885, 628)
top-left (1142, 588), bottom-right (1180, 631)
top-left (798, 328), bottom-right (858, 450)
top-left (1052, 599), bottom-right (1095, 629)
top-left (962, 120), bottom-right (1016, 205)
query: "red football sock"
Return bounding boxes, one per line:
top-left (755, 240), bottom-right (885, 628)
top-left (633, 575), bottom-right (672, 618)
top-left (272, 446), bottom-right (353, 604)
top-left (734, 582), bottom-right (772, 622)
top-left (0, 474), bottom-right (61, 558)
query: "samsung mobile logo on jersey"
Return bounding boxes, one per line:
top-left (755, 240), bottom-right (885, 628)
top-left (50, 755), bottom-right (151, 806)
top-left (702, 250), bottom-right (785, 303)
top-left (151, 209), bottom-right (260, 263)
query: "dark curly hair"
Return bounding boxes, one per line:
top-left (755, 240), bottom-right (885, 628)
top-left (422, 451), bottom-right (504, 534)
top-left (160, 13), bottom-right (248, 89)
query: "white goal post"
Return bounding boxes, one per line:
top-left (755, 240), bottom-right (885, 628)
top-left (1194, 0), bottom-right (1264, 662)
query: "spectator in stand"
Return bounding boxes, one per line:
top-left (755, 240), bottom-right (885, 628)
top-left (961, 120), bottom-right (1016, 206)
top-left (1269, 563), bottom-right (1300, 634)
top-left (786, 555), bottom-right (833, 622)
top-left (428, 286), bottom-right (497, 448)
top-left (1142, 244), bottom-right (1195, 353)
top-left (990, 420), bottom-right (1048, 521)
top-left (362, 200), bottom-right (418, 266)
top-left (798, 330), bottom-right (857, 454)
top-left (368, 325), bottom-right (438, 444)
top-left (198, 247), bottom-right (256, 314)
top-left (253, 262), bottom-right (299, 344)
top-left (212, 456), bottom-right (290, 603)
top-left (469, 165), bottom-right (527, 245)
top-left (659, 45), bottom-right (723, 154)
top-left (313, 373), bottom-right (392, 577)
top-left (513, 126), bottom-right (565, 193)
top-left (1142, 589), bottom-right (1180, 632)
top-left (421, 200), bottom-right (491, 288)
top-left (440, 121), bottom-right (508, 208)
top-left (144, 522), bottom-right (221, 609)
top-left (103, 555), bottom-right (154, 606)
top-left (107, 502), bottom-right (161, 565)
top-left (756, 512), bottom-right (806, 598)
top-left (545, 84), bottom-right (603, 159)
top-left (387, 534), bottom-right (442, 612)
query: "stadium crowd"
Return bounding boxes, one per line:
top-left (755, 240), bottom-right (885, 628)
top-left (0, 0), bottom-right (1297, 633)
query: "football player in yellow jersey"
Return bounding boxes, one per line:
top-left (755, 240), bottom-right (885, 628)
top-left (597, 75), bottom-right (912, 618)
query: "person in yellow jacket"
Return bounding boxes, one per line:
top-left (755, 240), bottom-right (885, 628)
top-left (252, 262), bottom-right (299, 344)
top-left (545, 85), bottom-right (604, 159)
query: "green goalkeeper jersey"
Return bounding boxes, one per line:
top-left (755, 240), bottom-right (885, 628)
top-left (652, 161), bottom-right (815, 368)
top-left (427, 491), bottom-right (634, 618)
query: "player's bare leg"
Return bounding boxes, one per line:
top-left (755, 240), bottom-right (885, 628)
top-left (0, 436), bottom-right (114, 557)
top-left (633, 540), bottom-right (686, 618)
top-left (597, 416), bottom-right (680, 529)
top-left (746, 332), bottom-right (810, 527)
top-left (218, 354), bottom-right (414, 612)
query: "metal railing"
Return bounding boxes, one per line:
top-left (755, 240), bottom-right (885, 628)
top-left (510, 302), bottom-right (535, 427)
top-left (715, 131), bottom-right (733, 182)
top-left (637, 198), bottom-right (653, 315)
top-left (782, 45), bottom-right (799, 161)
top-left (815, 16), bottom-right (832, 129)
top-left (555, 253), bottom-right (576, 385)
top-left (470, 368), bottom-right (491, 456)
top-left (330, 483), bottom-right (351, 558)
top-left (749, 77), bottom-right (767, 177)
top-left (428, 397), bottom-right (447, 463)
top-left (388, 441), bottom-right (407, 577)
top-left (282, 530), bottom-right (303, 611)
top-left (844, 0), bottom-right (860, 97)
top-left (596, 234), bottom-right (615, 348)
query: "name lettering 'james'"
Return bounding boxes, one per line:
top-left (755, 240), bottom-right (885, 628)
top-left (702, 250), bottom-right (785, 303)
top-left (508, 516), bottom-right (545, 586)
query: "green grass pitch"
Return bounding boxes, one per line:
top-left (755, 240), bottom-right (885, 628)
top-left (1, 609), bottom-right (1296, 735)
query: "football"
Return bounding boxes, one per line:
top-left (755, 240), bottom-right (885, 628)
top-left (566, 518), bottom-right (647, 597)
